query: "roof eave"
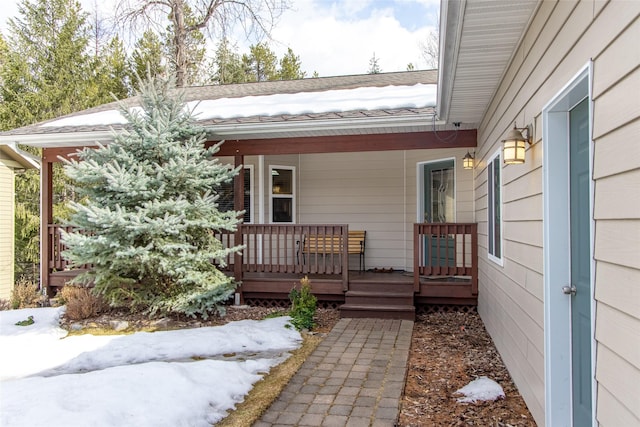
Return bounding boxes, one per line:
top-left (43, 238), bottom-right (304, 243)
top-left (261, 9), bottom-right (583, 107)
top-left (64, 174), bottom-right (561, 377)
top-left (0, 143), bottom-right (40, 169)
top-left (1, 113), bottom-right (439, 148)
top-left (437, 0), bottom-right (466, 123)
top-left (208, 113), bottom-right (441, 140)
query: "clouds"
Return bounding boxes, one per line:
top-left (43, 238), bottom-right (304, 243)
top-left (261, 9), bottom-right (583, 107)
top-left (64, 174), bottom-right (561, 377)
top-left (0, 0), bottom-right (440, 78)
top-left (261, 0), bottom-right (439, 76)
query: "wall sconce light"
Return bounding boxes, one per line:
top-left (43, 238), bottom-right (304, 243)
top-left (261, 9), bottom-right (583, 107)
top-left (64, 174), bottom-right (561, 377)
top-left (502, 123), bottom-right (533, 164)
top-left (462, 151), bottom-right (475, 170)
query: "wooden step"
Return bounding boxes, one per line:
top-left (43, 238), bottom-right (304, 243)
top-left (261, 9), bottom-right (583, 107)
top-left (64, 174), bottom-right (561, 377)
top-left (344, 290), bottom-right (414, 306)
top-left (348, 281), bottom-right (414, 293)
top-left (339, 304), bottom-right (415, 321)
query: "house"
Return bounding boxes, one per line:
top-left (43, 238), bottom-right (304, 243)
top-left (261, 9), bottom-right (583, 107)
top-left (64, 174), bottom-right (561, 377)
top-left (0, 69), bottom-right (480, 318)
top-left (437, 1), bottom-right (639, 426)
top-left (0, 0), bottom-right (637, 425)
top-left (0, 144), bottom-right (39, 300)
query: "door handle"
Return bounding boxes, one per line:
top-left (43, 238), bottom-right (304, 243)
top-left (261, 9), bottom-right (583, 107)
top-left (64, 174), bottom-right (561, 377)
top-left (562, 285), bottom-right (577, 296)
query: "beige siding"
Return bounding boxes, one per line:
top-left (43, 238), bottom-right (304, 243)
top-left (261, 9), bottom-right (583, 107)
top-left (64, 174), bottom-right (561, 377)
top-left (474, 1), bottom-right (640, 425)
top-left (297, 149), bottom-right (474, 271)
top-left (0, 162), bottom-right (14, 301)
top-left (220, 151), bottom-right (474, 271)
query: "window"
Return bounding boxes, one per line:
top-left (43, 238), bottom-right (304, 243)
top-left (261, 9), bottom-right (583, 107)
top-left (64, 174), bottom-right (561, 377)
top-left (271, 166), bottom-right (295, 223)
top-left (218, 166), bottom-right (252, 223)
top-left (487, 151), bottom-right (502, 264)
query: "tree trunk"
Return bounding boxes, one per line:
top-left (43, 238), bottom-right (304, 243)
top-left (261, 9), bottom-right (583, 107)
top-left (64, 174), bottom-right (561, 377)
top-left (172, 0), bottom-right (187, 87)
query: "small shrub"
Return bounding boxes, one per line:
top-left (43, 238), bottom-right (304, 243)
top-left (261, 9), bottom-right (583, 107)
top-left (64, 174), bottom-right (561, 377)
top-left (288, 276), bottom-right (317, 331)
top-left (10, 277), bottom-right (41, 309)
top-left (58, 285), bottom-right (108, 320)
top-left (0, 299), bottom-right (10, 311)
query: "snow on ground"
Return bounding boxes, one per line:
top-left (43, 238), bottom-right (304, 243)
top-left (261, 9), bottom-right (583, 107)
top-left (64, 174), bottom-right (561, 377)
top-left (0, 307), bottom-right (302, 427)
top-left (455, 376), bottom-right (505, 403)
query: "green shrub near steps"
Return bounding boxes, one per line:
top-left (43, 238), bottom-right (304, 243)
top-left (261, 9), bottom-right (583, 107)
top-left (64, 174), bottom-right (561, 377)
top-left (288, 276), bottom-right (317, 331)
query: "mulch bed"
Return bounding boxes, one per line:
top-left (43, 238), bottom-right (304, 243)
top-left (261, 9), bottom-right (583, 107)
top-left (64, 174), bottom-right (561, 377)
top-left (60, 306), bottom-right (535, 426)
top-left (398, 311), bottom-right (536, 426)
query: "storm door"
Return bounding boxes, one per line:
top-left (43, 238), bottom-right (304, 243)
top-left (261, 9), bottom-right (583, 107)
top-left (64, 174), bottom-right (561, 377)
top-left (569, 97), bottom-right (592, 426)
top-left (422, 160), bottom-right (455, 267)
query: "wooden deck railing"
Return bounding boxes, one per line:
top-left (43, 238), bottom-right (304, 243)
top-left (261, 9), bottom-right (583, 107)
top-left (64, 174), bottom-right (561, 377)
top-left (48, 225), bottom-right (92, 272)
top-left (413, 223), bottom-right (478, 294)
top-left (48, 224), bottom-right (73, 271)
top-left (214, 224), bottom-right (349, 290)
top-left (47, 223), bottom-right (477, 300)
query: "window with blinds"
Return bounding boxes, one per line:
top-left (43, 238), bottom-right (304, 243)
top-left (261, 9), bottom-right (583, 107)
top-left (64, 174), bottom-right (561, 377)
top-left (217, 166), bottom-right (252, 223)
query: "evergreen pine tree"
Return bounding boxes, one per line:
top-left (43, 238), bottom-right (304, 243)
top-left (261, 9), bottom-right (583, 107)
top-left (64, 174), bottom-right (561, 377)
top-left (367, 52), bottom-right (382, 74)
top-left (62, 76), bottom-right (243, 318)
top-left (278, 48), bottom-right (306, 81)
top-left (130, 30), bottom-right (166, 91)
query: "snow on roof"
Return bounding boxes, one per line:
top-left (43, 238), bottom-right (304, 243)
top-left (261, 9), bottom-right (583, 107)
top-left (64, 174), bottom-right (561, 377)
top-left (41, 83), bottom-right (436, 128)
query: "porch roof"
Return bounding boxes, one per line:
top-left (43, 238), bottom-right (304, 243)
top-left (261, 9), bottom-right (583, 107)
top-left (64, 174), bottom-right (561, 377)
top-left (0, 70), bottom-right (453, 148)
top-left (0, 143), bottom-right (40, 170)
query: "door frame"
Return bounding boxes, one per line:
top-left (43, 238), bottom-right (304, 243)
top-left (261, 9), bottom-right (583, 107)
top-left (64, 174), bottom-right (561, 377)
top-left (542, 62), bottom-right (596, 426)
top-left (416, 157), bottom-right (457, 223)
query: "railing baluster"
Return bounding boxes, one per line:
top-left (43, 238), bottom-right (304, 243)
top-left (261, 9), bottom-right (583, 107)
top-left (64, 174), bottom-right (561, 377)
top-left (413, 222), bottom-right (478, 292)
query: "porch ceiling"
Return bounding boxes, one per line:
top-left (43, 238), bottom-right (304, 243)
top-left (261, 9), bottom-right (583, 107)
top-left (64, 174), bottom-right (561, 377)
top-left (437, 0), bottom-right (539, 127)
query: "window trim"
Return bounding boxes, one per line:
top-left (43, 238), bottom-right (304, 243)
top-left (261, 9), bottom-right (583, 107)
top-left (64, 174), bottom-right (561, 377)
top-left (487, 150), bottom-right (503, 266)
top-left (269, 165), bottom-right (296, 224)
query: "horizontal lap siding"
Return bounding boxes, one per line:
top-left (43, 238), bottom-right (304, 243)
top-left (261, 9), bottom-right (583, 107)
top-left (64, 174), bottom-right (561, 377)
top-left (591, 4), bottom-right (640, 424)
top-left (299, 151), bottom-right (406, 270)
top-left (298, 148), bottom-right (475, 271)
top-left (475, 1), bottom-right (640, 425)
top-left (0, 164), bottom-right (14, 300)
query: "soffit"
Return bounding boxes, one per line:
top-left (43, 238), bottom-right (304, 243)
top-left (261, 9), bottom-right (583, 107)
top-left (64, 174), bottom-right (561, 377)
top-left (438, 0), bottom-right (538, 127)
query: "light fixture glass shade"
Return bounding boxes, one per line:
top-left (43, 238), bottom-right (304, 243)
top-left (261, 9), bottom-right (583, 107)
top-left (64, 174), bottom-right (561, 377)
top-left (502, 126), bottom-right (529, 164)
top-left (503, 138), bottom-right (526, 164)
top-left (463, 151), bottom-right (474, 169)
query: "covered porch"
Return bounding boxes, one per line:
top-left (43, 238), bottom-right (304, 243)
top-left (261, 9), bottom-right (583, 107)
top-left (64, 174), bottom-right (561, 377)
top-left (47, 221), bottom-right (478, 319)
top-left (31, 71), bottom-right (480, 319)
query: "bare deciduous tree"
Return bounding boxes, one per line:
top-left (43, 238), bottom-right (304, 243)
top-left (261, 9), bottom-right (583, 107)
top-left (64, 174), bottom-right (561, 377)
top-left (420, 13), bottom-right (440, 70)
top-left (116, 0), bottom-right (290, 87)
top-left (87, 0), bottom-right (115, 58)
top-left (420, 28), bottom-right (439, 70)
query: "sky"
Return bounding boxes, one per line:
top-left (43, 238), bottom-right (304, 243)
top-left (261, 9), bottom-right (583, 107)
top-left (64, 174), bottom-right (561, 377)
top-left (0, 0), bottom-right (440, 77)
top-left (1, 306), bottom-right (504, 427)
top-left (0, 306), bottom-right (302, 426)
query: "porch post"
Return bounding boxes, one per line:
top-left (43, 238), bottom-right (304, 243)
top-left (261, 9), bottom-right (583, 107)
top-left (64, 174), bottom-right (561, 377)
top-left (40, 152), bottom-right (54, 296)
top-left (413, 223), bottom-right (420, 292)
top-left (471, 223), bottom-right (478, 295)
top-left (233, 154), bottom-right (244, 302)
top-left (342, 225), bottom-right (349, 291)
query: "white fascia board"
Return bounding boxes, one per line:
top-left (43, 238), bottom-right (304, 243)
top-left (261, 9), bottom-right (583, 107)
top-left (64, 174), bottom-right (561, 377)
top-left (0, 114), bottom-right (439, 147)
top-left (0, 143), bottom-right (40, 169)
top-left (0, 131), bottom-right (114, 148)
top-left (437, 0), bottom-right (466, 122)
top-left (209, 114), bottom-right (441, 139)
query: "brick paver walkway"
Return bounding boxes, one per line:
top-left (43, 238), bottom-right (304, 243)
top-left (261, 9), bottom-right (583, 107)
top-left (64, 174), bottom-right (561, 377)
top-left (254, 318), bottom-right (414, 427)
